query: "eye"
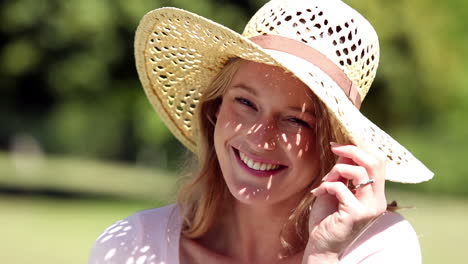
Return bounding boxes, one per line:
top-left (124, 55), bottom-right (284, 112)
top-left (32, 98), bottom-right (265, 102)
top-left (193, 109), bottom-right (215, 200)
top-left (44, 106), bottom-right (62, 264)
top-left (234, 97), bottom-right (257, 110)
top-left (287, 117), bottom-right (310, 128)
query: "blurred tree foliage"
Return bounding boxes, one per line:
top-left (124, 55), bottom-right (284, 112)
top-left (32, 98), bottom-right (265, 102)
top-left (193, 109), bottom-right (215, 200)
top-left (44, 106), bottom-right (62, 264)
top-left (1, 0), bottom-right (467, 194)
top-left (0, 0), bottom-right (249, 169)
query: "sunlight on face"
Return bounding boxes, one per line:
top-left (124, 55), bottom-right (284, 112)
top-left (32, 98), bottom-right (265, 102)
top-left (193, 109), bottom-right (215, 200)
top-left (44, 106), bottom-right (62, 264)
top-left (214, 60), bottom-right (321, 206)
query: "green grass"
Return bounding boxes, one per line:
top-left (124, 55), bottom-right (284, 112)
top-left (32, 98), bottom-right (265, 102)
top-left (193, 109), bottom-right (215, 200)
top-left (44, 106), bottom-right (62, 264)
top-left (0, 153), bottom-right (467, 263)
top-left (0, 196), bottom-right (159, 263)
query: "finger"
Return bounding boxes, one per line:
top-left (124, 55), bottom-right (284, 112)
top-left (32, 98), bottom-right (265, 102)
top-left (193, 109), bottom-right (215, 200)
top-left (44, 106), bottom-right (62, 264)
top-left (335, 155), bottom-right (354, 165)
top-left (323, 164), bottom-right (368, 185)
top-left (321, 156), bottom-right (351, 183)
top-left (330, 143), bottom-right (379, 172)
top-left (330, 143), bottom-right (386, 193)
top-left (312, 181), bottom-right (361, 210)
top-left (322, 164), bottom-right (373, 200)
top-left (324, 164), bottom-right (371, 191)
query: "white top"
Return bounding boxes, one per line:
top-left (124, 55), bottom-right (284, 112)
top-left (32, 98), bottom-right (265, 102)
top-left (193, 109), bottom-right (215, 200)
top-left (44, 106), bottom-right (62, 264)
top-left (89, 204), bottom-right (422, 264)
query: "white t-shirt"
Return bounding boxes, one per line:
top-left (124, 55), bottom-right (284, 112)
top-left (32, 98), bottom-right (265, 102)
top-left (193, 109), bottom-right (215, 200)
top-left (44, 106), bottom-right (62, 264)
top-left (89, 204), bottom-right (421, 264)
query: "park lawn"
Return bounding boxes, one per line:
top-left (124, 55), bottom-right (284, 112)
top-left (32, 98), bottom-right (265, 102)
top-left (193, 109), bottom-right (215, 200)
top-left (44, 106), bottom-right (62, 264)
top-left (0, 153), bottom-right (467, 263)
top-left (2, 192), bottom-right (467, 263)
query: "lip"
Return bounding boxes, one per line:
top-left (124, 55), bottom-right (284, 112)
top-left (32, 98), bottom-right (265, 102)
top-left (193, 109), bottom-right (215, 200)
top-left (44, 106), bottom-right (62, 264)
top-left (231, 146), bottom-right (288, 178)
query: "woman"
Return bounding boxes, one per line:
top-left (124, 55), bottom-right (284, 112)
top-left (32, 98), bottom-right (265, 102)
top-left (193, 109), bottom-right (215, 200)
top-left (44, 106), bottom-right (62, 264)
top-left (90, 0), bottom-right (433, 263)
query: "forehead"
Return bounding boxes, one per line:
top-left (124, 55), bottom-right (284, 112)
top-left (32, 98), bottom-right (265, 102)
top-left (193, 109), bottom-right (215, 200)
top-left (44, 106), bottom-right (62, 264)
top-left (230, 60), bottom-right (316, 107)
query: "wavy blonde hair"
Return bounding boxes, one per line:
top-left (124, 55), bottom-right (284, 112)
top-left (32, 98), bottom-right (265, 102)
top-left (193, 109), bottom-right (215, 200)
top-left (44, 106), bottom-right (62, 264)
top-left (177, 58), bottom-right (340, 254)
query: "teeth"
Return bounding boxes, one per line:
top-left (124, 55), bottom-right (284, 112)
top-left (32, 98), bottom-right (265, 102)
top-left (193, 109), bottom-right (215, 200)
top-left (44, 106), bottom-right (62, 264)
top-left (239, 150), bottom-right (280, 171)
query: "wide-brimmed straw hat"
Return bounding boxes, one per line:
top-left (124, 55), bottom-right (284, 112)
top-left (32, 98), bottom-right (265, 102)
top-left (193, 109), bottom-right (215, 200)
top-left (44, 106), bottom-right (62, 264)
top-left (134, 0), bottom-right (433, 183)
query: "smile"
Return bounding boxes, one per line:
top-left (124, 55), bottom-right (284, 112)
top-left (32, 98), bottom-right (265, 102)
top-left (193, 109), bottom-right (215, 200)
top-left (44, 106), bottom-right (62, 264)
top-left (232, 147), bottom-right (287, 177)
top-left (239, 151), bottom-right (281, 171)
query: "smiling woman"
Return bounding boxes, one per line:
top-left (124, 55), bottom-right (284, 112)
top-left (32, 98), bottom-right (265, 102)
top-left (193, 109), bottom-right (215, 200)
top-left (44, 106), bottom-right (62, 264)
top-left (89, 0), bottom-right (433, 263)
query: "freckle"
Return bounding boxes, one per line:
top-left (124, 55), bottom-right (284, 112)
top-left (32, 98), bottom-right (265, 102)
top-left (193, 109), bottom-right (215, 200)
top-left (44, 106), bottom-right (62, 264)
top-left (267, 175), bottom-right (273, 189)
top-left (297, 149), bottom-right (303, 158)
top-left (239, 187), bottom-right (247, 194)
top-left (287, 143), bottom-right (292, 150)
top-left (235, 123), bottom-right (242, 132)
top-left (296, 134), bottom-right (301, 146)
top-left (282, 133), bottom-right (288, 143)
top-left (254, 123), bottom-right (263, 132)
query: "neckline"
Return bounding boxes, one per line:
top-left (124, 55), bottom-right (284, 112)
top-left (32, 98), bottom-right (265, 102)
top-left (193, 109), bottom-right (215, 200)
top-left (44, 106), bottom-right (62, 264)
top-left (166, 204), bottom-right (182, 264)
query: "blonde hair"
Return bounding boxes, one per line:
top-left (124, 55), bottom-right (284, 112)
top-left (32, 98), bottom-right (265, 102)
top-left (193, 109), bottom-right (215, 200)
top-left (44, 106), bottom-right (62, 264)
top-left (177, 58), bottom-right (339, 253)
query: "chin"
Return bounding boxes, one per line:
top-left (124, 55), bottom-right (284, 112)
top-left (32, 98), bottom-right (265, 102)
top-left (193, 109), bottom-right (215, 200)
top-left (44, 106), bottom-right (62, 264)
top-left (222, 173), bottom-right (297, 207)
top-left (228, 182), bottom-right (272, 204)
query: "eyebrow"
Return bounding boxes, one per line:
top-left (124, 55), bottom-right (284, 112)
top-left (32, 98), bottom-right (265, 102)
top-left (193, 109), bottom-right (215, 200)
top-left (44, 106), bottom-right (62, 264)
top-left (232, 84), bottom-right (316, 117)
top-left (232, 84), bottom-right (258, 96)
top-left (287, 106), bottom-right (316, 117)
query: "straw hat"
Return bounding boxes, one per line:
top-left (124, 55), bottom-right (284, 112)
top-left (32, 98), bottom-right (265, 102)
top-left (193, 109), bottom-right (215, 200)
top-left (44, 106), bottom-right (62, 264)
top-left (134, 0), bottom-right (433, 183)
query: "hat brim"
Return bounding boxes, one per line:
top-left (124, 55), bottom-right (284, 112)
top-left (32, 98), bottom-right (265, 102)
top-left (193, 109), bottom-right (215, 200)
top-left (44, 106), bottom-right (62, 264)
top-left (135, 7), bottom-right (433, 183)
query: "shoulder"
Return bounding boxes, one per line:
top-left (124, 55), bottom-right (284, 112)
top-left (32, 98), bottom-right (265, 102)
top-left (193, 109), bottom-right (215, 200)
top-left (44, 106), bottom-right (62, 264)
top-left (88, 204), bottom-right (181, 264)
top-left (340, 211), bottom-right (421, 264)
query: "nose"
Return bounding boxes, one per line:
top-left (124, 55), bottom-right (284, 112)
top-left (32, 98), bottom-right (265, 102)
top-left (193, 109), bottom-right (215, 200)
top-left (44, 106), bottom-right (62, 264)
top-left (245, 119), bottom-right (278, 151)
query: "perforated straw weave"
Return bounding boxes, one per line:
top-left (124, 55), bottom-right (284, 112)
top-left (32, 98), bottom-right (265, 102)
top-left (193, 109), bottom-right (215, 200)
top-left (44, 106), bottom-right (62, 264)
top-left (134, 0), bottom-right (433, 183)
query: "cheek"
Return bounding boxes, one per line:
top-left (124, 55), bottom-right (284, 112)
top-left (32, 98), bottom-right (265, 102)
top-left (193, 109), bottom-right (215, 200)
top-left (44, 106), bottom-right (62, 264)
top-left (279, 129), bottom-right (317, 160)
top-left (216, 101), bottom-right (255, 134)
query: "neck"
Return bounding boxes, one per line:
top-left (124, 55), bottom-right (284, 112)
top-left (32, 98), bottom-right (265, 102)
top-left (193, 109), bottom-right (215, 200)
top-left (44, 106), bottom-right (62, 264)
top-left (204, 194), bottom-right (305, 263)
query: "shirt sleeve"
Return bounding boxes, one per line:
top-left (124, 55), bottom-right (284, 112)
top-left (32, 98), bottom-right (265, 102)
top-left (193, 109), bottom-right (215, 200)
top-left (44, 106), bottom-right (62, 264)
top-left (340, 211), bottom-right (422, 264)
top-left (88, 213), bottom-right (149, 264)
top-left (88, 205), bottom-right (179, 264)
